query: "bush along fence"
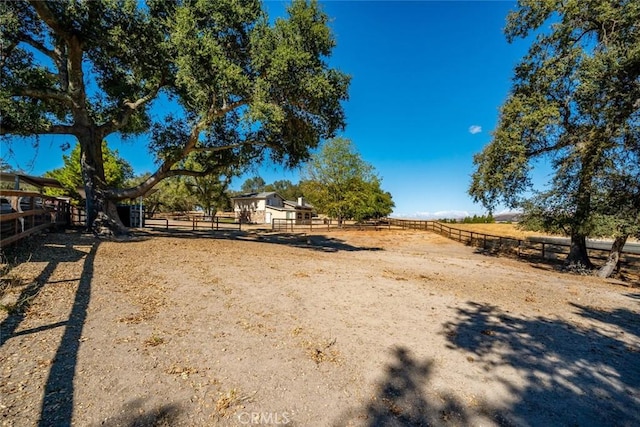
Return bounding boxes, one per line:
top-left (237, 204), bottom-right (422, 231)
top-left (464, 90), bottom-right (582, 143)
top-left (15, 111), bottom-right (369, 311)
top-left (386, 218), bottom-right (639, 275)
top-left (0, 190), bottom-right (74, 248)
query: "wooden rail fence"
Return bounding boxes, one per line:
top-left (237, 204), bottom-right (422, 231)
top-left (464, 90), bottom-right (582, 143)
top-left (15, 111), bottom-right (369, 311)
top-left (271, 218), bottom-right (392, 232)
top-left (0, 190), bottom-right (72, 248)
top-left (192, 217), bottom-right (241, 231)
top-left (140, 216), bottom-right (242, 231)
top-left (387, 218), bottom-right (639, 273)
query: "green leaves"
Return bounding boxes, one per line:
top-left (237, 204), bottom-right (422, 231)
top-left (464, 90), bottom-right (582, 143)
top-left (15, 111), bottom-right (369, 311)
top-left (301, 138), bottom-right (394, 222)
top-left (2, 0), bottom-right (349, 233)
top-left (45, 141), bottom-right (133, 201)
top-left (470, 0), bottom-right (640, 235)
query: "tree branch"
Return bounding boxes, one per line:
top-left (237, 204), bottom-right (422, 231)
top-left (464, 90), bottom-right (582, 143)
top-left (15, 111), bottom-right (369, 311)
top-left (28, 1), bottom-right (73, 42)
top-left (204, 99), bottom-right (247, 124)
top-left (0, 123), bottom-right (74, 136)
top-left (44, 124), bottom-right (75, 134)
top-left (29, 0), bottom-right (89, 126)
top-left (106, 138), bottom-right (273, 200)
top-left (18, 33), bottom-right (60, 63)
top-left (99, 82), bottom-right (166, 135)
top-left (17, 87), bottom-right (74, 105)
top-left (0, 41), bottom-right (18, 68)
top-left (189, 143), bottom-right (246, 153)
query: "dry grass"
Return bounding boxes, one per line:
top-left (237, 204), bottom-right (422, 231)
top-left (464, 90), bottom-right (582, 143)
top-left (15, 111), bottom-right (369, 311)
top-left (303, 337), bottom-right (340, 365)
top-left (446, 223), bottom-right (552, 240)
top-left (144, 335), bottom-right (165, 347)
top-left (214, 389), bottom-right (246, 417)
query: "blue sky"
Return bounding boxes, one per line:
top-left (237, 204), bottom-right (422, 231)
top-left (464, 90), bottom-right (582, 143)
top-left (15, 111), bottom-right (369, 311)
top-left (2, 1), bottom-right (540, 219)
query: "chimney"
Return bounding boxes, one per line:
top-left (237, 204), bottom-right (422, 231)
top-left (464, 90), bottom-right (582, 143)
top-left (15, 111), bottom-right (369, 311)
top-left (297, 197), bottom-right (304, 206)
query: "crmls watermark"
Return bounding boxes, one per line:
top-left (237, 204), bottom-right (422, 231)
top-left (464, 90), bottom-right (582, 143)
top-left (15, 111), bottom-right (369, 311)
top-left (236, 412), bottom-right (291, 425)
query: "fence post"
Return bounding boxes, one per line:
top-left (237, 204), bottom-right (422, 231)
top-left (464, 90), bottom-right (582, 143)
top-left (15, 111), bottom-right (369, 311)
top-left (30, 196), bottom-right (35, 229)
top-left (483, 235), bottom-right (487, 250)
top-left (541, 242), bottom-right (545, 259)
top-left (192, 217), bottom-right (196, 231)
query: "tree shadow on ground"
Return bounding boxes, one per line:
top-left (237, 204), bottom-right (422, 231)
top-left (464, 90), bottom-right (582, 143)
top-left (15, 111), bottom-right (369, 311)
top-left (99, 398), bottom-right (182, 427)
top-left (334, 346), bottom-right (497, 426)
top-left (0, 231), bottom-right (98, 426)
top-left (442, 301), bottom-right (640, 426)
top-left (0, 231), bottom-right (92, 348)
top-left (470, 246), bottom-right (640, 287)
top-left (472, 246), bottom-right (566, 271)
top-left (570, 302), bottom-right (640, 338)
top-left (625, 292), bottom-right (640, 301)
top-left (37, 236), bottom-right (98, 426)
top-left (131, 228), bottom-right (383, 252)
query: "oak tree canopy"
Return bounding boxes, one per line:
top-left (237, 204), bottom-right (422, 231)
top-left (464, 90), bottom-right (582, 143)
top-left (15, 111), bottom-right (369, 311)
top-left (469, 0), bottom-right (640, 276)
top-left (0, 0), bottom-right (349, 236)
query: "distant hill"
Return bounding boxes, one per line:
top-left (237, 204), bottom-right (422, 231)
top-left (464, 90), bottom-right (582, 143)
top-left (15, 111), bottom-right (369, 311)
top-left (493, 212), bottom-right (521, 223)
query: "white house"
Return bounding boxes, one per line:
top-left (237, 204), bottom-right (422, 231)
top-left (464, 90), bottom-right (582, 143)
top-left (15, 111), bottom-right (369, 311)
top-left (231, 192), bottom-right (314, 224)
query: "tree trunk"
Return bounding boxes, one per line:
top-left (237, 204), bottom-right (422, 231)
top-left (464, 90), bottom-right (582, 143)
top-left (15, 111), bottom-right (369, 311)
top-left (566, 232), bottom-right (593, 270)
top-left (79, 132), bottom-right (130, 237)
top-left (563, 139), bottom-right (601, 271)
top-left (596, 234), bottom-right (628, 278)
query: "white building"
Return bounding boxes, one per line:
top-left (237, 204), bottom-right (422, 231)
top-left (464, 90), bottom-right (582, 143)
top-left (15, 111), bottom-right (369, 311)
top-left (231, 192), bottom-right (314, 224)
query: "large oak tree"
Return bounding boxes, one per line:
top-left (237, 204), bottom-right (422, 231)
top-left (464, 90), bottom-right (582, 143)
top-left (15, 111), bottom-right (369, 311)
top-left (469, 0), bottom-right (639, 275)
top-left (0, 0), bottom-right (349, 236)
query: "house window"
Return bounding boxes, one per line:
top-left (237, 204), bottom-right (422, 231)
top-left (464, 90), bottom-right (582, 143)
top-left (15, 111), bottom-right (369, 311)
top-left (304, 213), bottom-right (310, 219)
top-left (297, 213), bottom-right (302, 219)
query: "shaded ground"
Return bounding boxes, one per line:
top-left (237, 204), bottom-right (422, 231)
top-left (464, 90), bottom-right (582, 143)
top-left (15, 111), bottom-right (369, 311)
top-left (1, 228), bottom-right (638, 426)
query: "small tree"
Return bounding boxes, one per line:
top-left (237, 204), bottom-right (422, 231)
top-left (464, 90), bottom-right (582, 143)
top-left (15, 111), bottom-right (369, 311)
top-left (240, 176), bottom-right (267, 194)
top-left (302, 138), bottom-right (393, 224)
top-left (182, 155), bottom-right (234, 216)
top-left (45, 141), bottom-right (133, 203)
top-left (263, 179), bottom-right (302, 201)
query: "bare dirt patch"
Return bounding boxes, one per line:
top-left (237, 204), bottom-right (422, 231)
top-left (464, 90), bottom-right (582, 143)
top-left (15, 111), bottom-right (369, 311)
top-left (1, 228), bottom-right (638, 426)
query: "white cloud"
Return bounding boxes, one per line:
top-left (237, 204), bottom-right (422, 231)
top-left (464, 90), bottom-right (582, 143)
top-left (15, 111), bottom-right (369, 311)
top-left (468, 125), bottom-right (482, 135)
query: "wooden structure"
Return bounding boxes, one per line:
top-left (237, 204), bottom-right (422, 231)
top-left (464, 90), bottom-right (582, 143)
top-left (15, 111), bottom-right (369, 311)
top-left (387, 218), bottom-right (639, 274)
top-left (0, 172), bottom-right (77, 247)
top-left (0, 190), bottom-right (71, 247)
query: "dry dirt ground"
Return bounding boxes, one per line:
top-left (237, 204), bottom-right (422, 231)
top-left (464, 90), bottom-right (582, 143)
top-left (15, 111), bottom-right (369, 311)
top-left (1, 228), bottom-right (639, 427)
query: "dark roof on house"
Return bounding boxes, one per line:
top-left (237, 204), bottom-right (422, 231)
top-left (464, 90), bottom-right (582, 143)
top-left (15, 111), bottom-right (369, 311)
top-left (232, 192), bottom-right (314, 210)
top-left (283, 199), bottom-right (313, 209)
top-left (231, 191), bottom-right (278, 200)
